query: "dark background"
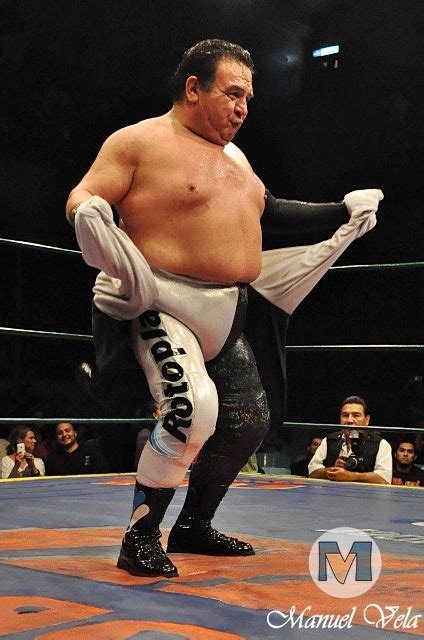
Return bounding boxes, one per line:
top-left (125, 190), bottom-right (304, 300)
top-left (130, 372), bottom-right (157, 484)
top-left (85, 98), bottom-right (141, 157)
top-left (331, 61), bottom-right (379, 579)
top-left (1, 0), bottom-right (423, 431)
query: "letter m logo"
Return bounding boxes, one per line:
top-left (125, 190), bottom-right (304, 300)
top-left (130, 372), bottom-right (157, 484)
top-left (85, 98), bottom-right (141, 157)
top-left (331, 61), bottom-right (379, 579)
top-left (318, 541), bottom-right (372, 584)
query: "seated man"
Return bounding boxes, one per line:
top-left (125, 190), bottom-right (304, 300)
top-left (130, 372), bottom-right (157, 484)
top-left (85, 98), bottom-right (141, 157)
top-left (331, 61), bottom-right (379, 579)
top-left (45, 422), bottom-right (109, 476)
top-left (308, 396), bottom-right (392, 484)
top-left (392, 437), bottom-right (424, 487)
top-left (290, 434), bottom-right (322, 477)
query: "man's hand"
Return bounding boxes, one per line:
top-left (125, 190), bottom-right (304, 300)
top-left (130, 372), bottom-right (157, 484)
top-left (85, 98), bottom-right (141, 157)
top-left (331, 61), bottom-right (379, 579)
top-left (334, 457), bottom-right (347, 469)
top-left (343, 189), bottom-right (384, 219)
top-left (326, 466), bottom-right (355, 482)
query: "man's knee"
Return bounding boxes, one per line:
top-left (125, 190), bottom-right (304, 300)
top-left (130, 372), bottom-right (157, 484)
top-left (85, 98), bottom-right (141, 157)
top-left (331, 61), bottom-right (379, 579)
top-left (159, 374), bottom-right (218, 452)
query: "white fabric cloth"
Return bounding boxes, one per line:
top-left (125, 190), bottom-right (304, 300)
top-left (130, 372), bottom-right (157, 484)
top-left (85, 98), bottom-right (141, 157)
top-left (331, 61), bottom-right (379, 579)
top-left (75, 196), bottom-right (159, 320)
top-left (0, 438), bottom-right (8, 461)
top-left (251, 189), bottom-right (382, 314)
top-left (75, 190), bottom-right (381, 324)
top-left (308, 435), bottom-right (392, 483)
top-left (1, 455), bottom-right (45, 478)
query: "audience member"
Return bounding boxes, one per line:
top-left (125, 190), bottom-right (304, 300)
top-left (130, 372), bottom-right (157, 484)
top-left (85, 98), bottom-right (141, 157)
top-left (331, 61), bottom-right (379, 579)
top-left (45, 422), bottom-right (109, 476)
top-left (308, 395), bottom-right (392, 484)
top-left (392, 438), bottom-right (424, 487)
top-left (240, 452), bottom-right (264, 473)
top-left (415, 431), bottom-right (424, 465)
top-left (1, 426), bottom-right (45, 478)
top-left (134, 401), bottom-right (160, 468)
top-left (0, 427), bottom-right (9, 460)
top-left (33, 425), bottom-right (55, 460)
top-left (291, 435), bottom-right (322, 477)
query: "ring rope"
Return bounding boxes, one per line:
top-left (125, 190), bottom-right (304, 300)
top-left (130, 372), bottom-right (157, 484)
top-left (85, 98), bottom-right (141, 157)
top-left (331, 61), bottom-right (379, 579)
top-left (0, 417), bottom-right (154, 424)
top-left (2, 237), bottom-right (424, 271)
top-left (286, 345), bottom-right (424, 352)
top-left (0, 417), bottom-right (421, 433)
top-left (0, 326), bottom-right (93, 341)
top-left (0, 237), bottom-right (80, 256)
top-left (330, 262), bottom-right (424, 271)
top-left (1, 326), bottom-right (423, 351)
top-left (283, 422), bottom-right (424, 433)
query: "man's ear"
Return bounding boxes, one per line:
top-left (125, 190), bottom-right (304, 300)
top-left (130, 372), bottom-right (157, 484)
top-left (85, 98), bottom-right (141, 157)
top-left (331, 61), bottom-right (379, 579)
top-left (185, 75), bottom-right (200, 103)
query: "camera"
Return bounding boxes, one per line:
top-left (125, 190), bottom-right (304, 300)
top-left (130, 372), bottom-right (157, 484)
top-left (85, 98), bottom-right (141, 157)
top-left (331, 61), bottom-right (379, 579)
top-left (344, 433), bottom-right (365, 471)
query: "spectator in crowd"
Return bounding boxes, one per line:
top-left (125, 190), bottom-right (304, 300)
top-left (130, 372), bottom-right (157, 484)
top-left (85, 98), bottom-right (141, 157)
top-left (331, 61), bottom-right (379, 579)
top-left (291, 435), bottom-right (322, 477)
top-left (45, 422), bottom-right (109, 476)
top-left (1, 426), bottom-right (45, 478)
top-left (308, 395), bottom-right (392, 484)
top-left (416, 431), bottom-right (424, 465)
top-left (410, 412), bottom-right (424, 465)
top-left (134, 401), bottom-right (160, 468)
top-left (392, 438), bottom-right (424, 487)
top-left (0, 426), bottom-right (9, 460)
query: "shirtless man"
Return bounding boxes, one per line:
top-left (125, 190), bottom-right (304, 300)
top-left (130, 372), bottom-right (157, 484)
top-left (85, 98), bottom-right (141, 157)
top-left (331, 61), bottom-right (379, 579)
top-left (66, 40), bottom-right (383, 578)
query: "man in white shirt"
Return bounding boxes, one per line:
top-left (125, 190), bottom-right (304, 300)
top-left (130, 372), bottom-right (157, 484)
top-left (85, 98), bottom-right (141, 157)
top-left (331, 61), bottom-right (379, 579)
top-left (308, 396), bottom-right (392, 484)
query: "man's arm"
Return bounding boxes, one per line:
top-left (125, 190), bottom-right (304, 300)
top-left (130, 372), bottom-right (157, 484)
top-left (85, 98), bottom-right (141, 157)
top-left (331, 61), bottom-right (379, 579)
top-left (261, 189), bottom-right (349, 245)
top-left (65, 127), bottom-right (138, 226)
top-left (309, 467), bottom-right (331, 480)
top-left (317, 440), bottom-right (392, 484)
top-left (308, 439), bottom-right (329, 479)
top-left (370, 439), bottom-right (392, 484)
top-left (325, 468), bottom-right (389, 484)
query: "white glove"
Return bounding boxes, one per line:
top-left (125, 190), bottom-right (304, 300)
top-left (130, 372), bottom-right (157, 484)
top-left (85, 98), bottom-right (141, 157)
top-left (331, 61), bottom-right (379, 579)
top-left (343, 189), bottom-right (384, 219)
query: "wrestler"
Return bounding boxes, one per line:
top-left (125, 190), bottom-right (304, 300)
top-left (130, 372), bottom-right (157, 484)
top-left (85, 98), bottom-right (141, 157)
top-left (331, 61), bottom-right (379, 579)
top-left (66, 39), bottom-right (383, 578)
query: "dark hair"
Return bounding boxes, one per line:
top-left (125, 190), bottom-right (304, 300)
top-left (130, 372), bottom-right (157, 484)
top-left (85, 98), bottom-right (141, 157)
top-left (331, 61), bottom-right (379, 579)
top-left (308, 434), bottom-right (323, 446)
top-left (340, 395), bottom-right (369, 416)
top-left (6, 425), bottom-right (34, 455)
top-left (394, 436), bottom-right (416, 453)
top-left (169, 39), bottom-right (254, 102)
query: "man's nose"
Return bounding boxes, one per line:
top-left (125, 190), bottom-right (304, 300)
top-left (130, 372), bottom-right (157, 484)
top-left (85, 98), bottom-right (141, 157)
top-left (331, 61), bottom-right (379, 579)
top-left (235, 99), bottom-right (248, 118)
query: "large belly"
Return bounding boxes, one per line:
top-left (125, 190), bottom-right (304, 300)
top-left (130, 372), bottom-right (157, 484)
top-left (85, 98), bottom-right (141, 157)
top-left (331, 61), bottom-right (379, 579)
top-left (122, 206), bottom-right (263, 283)
top-left (118, 147), bottom-right (265, 282)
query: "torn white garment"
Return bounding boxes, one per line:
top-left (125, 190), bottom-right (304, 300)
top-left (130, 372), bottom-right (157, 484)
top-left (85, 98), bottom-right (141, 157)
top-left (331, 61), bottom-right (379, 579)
top-left (74, 196), bottom-right (159, 319)
top-left (252, 197), bottom-right (377, 315)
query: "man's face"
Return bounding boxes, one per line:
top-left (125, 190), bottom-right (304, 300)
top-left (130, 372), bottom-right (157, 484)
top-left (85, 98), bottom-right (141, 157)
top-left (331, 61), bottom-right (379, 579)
top-left (340, 403), bottom-right (370, 427)
top-left (395, 442), bottom-right (416, 468)
top-left (196, 58), bottom-right (253, 145)
top-left (56, 423), bottom-right (77, 449)
top-left (309, 437), bottom-right (322, 455)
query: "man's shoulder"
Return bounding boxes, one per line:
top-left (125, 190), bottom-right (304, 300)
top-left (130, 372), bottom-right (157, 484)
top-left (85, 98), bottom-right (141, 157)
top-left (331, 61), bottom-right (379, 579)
top-left (410, 465), bottom-right (424, 479)
top-left (46, 448), bottom-right (67, 462)
top-left (393, 465), bottom-right (424, 484)
top-left (224, 142), bottom-right (252, 168)
top-left (326, 431), bottom-right (342, 441)
top-left (105, 116), bottom-right (169, 148)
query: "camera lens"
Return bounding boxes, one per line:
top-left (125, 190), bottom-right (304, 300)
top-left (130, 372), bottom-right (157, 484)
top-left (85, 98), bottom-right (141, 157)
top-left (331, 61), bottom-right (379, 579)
top-left (345, 455), bottom-right (358, 470)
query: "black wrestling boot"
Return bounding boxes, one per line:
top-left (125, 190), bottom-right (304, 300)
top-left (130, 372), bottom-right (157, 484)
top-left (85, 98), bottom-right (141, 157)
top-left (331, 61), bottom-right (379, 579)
top-left (117, 483), bottom-right (178, 577)
top-left (167, 484), bottom-right (254, 556)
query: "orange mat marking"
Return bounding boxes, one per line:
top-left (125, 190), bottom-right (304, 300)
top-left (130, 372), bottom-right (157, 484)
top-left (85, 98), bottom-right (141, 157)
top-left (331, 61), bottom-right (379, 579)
top-left (34, 620), bottom-right (243, 640)
top-left (0, 596), bottom-right (110, 636)
top-left (1, 529), bottom-right (422, 635)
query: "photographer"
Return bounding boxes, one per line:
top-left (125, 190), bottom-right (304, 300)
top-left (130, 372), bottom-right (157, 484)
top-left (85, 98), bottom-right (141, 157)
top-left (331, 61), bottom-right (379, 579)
top-left (308, 396), bottom-right (392, 484)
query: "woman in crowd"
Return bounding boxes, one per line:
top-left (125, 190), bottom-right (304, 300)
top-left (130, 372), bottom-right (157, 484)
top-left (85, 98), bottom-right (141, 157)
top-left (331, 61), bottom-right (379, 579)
top-left (1, 426), bottom-right (45, 478)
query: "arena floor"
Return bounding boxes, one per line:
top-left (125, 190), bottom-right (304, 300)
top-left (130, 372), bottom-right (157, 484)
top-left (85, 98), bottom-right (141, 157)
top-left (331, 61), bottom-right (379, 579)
top-left (0, 473), bottom-right (423, 639)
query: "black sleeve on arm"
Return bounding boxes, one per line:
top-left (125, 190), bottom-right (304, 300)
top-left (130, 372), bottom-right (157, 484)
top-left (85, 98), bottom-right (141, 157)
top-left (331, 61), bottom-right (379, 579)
top-left (261, 189), bottom-right (349, 248)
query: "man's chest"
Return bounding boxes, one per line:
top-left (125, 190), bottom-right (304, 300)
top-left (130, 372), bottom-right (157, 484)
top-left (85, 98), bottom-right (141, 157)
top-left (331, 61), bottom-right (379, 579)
top-left (139, 139), bottom-right (263, 206)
